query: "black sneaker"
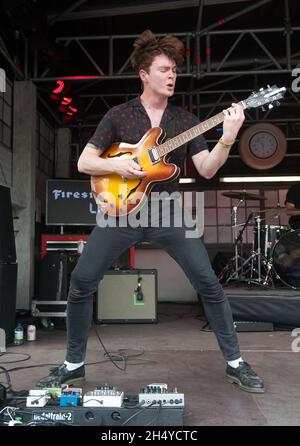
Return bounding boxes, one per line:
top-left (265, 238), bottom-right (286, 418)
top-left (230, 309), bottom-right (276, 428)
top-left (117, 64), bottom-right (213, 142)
top-left (226, 361), bottom-right (265, 393)
top-left (37, 364), bottom-right (85, 388)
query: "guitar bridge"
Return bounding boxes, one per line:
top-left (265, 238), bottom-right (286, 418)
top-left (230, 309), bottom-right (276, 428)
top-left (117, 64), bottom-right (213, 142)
top-left (148, 147), bottom-right (160, 164)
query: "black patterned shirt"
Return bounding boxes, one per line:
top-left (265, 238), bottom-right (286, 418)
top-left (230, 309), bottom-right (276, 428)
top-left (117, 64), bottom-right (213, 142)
top-left (88, 96), bottom-right (208, 192)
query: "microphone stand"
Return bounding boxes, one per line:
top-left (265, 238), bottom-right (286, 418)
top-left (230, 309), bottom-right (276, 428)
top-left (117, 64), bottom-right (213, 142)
top-left (235, 211), bottom-right (253, 279)
top-left (232, 199), bottom-right (244, 280)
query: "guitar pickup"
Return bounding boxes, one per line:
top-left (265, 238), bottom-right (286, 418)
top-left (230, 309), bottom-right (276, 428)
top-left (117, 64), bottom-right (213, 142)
top-left (148, 148), bottom-right (160, 164)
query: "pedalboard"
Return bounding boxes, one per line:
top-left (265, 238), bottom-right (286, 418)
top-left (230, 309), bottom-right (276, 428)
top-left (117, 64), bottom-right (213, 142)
top-left (2, 383), bottom-right (185, 426)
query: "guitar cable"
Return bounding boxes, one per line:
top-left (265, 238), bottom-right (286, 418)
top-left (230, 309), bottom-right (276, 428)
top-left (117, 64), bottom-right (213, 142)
top-left (134, 271), bottom-right (144, 302)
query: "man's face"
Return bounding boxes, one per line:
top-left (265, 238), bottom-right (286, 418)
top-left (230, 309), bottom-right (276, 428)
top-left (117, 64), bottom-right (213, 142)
top-left (141, 53), bottom-right (177, 98)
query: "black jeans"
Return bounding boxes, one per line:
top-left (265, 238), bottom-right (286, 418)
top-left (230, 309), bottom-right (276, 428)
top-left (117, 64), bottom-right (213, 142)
top-left (66, 199), bottom-right (240, 363)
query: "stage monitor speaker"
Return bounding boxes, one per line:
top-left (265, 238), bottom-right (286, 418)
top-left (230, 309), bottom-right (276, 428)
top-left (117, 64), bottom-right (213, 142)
top-left (0, 263), bottom-right (18, 344)
top-left (0, 185), bottom-right (16, 263)
top-left (96, 269), bottom-right (157, 323)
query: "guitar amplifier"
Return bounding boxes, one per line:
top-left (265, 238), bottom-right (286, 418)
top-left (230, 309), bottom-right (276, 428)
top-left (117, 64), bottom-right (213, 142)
top-left (95, 269), bottom-right (157, 323)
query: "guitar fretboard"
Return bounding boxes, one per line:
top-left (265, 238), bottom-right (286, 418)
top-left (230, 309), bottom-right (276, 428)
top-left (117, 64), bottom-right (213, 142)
top-left (157, 101), bottom-right (244, 157)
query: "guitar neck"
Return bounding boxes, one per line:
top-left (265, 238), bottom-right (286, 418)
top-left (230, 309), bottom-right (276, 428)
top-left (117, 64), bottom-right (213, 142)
top-left (157, 100), bottom-right (245, 157)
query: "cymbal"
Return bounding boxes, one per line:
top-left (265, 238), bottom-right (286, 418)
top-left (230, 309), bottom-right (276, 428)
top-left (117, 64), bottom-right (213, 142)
top-left (222, 191), bottom-right (266, 201)
top-left (259, 207), bottom-right (286, 214)
top-left (258, 207), bottom-right (300, 216)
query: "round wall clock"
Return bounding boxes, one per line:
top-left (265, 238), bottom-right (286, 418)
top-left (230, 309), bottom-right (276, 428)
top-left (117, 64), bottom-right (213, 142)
top-left (238, 123), bottom-right (287, 169)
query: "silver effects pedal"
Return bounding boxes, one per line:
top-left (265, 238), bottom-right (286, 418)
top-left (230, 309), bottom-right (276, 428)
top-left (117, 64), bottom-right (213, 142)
top-left (138, 383), bottom-right (184, 408)
top-left (83, 385), bottom-right (124, 407)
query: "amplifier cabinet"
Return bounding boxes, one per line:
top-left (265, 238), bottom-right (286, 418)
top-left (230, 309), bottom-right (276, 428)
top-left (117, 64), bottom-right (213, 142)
top-left (96, 269), bottom-right (157, 324)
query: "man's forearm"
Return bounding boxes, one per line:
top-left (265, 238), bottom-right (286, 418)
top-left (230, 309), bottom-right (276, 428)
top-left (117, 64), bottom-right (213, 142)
top-left (78, 155), bottom-right (114, 176)
top-left (200, 140), bottom-right (233, 179)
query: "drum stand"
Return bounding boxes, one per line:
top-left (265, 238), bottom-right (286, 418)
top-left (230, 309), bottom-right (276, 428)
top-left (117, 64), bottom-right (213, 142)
top-left (240, 215), bottom-right (275, 287)
top-left (233, 204), bottom-right (242, 279)
top-left (245, 215), bottom-right (265, 285)
top-left (221, 201), bottom-right (252, 284)
top-left (221, 211), bottom-right (275, 287)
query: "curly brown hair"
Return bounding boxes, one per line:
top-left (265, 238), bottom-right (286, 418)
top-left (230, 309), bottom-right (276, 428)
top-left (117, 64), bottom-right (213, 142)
top-left (130, 29), bottom-right (184, 73)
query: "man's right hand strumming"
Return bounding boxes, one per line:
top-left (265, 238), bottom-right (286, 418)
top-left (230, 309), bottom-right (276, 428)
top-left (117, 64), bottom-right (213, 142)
top-left (109, 158), bottom-right (147, 179)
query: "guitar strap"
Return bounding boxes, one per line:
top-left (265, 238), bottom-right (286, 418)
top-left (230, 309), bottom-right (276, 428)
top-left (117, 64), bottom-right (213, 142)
top-left (163, 117), bottom-right (176, 164)
top-left (165, 117), bottom-right (176, 140)
top-left (165, 116), bottom-right (185, 171)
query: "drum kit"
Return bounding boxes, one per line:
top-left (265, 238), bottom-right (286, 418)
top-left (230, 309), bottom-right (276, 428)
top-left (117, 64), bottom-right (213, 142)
top-left (219, 191), bottom-right (300, 290)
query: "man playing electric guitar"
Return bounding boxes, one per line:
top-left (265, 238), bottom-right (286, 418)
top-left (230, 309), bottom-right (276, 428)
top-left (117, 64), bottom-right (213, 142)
top-left (38, 30), bottom-right (265, 394)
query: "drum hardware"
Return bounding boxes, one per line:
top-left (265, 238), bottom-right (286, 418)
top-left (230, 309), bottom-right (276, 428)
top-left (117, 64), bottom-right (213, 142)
top-left (227, 198), bottom-right (250, 282)
top-left (222, 191), bottom-right (266, 201)
top-left (219, 205), bottom-right (255, 284)
top-left (220, 217), bottom-right (287, 287)
top-left (221, 224), bottom-right (300, 290)
top-left (252, 215), bottom-right (263, 283)
top-left (262, 260), bottom-right (276, 288)
top-left (234, 220), bottom-right (290, 287)
top-left (234, 211), bottom-right (254, 280)
top-left (220, 191), bottom-right (266, 285)
top-left (234, 214), bottom-right (269, 286)
top-left (218, 193), bottom-right (300, 289)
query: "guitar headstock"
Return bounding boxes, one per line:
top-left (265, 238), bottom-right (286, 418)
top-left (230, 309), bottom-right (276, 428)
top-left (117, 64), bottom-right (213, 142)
top-left (244, 85), bottom-right (286, 111)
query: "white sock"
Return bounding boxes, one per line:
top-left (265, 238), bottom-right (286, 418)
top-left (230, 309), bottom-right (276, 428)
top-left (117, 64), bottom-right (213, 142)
top-left (228, 357), bottom-right (243, 369)
top-left (64, 360), bottom-right (84, 371)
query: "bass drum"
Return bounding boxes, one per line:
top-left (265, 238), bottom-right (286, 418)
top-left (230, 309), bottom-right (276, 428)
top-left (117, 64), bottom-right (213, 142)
top-left (272, 230), bottom-right (300, 289)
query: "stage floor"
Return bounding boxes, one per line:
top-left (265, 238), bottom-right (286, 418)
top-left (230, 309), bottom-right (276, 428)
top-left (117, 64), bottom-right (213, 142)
top-left (2, 302), bottom-right (300, 426)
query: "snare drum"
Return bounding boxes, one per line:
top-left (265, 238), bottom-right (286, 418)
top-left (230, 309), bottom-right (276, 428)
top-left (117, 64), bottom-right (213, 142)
top-left (254, 224), bottom-right (288, 259)
top-left (272, 229), bottom-right (300, 289)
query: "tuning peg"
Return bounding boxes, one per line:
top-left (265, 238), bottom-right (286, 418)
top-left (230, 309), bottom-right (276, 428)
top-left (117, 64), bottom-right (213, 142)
top-left (259, 87), bottom-right (264, 91)
top-left (261, 106), bottom-right (266, 111)
top-left (267, 84), bottom-right (271, 89)
top-left (275, 101), bottom-right (280, 106)
top-left (268, 103), bottom-right (274, 109)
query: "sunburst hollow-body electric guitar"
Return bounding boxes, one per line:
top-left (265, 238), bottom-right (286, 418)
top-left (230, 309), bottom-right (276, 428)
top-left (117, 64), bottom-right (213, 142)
top-left (91, 85), bottom-right (286, 217)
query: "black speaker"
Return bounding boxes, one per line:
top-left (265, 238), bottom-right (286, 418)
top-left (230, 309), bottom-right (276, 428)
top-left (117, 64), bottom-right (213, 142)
top-left (0, 263), bottom-right (18, 344)
top-left (38, 252), bottom-right (79, 301)
top-left (96, 269), bottom-right (157, 323)
top-left (0, 185), bottom-right (16, 263)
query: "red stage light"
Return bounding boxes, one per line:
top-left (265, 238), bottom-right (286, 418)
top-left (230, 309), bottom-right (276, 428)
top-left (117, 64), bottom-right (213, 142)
top-left (52, 80), bottom-right (65, 94)
top-left (61, 97), bottom-right (72, 105)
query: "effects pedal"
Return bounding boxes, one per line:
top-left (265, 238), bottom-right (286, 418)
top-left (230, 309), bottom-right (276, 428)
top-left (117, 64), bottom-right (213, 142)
top-left (26, 390), bottom-right (48, 407)
top-left (60, 387), bottom-right (82, 407)
top-left (139, 383), bottom-right (184, 408)
top-left (83, 385), bottom-right (124, 407)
